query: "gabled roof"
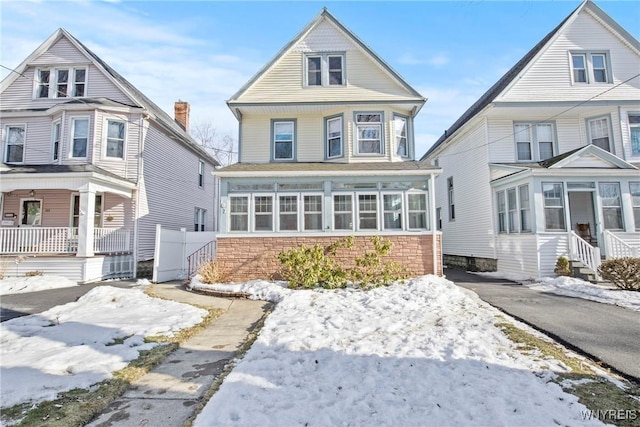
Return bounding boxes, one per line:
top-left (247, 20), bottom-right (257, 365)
top-left (420, 0), bottom-right (640, 161)
top-left (0, 29), bottom-right (219, 166)
top-left (227, 7), bottom-right (424, 104)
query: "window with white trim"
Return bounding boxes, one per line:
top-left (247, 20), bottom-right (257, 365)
top-left (278, 195), bottom-right (298, 231)
top-left (71, 194), bottom-right (103, 227)
top-left (105, 119), bottom-right (125, 159)
top-left (507, 188), bottom-right (518, 233)
top-left (628, 113), bottom-right (640, 156)
top-left (4, 125), bottom-right (25, 163)
top-left (519, 185), bottom-right (531, 232)
top-left (272, 120), bottom-right (295, 160)
top-left (305, 53), bottom-right (344, 87)
top-left (326, 116), bottom-right (343, 158)
top-left (304, 195), bottom-right (323, 231)
top-left (198, 160), bottom-right (205, 188)
top-left (383, 194), bottom-right (402, 230)
top-left (333, 194), bottom-right (353, 230)
top-left (254, 195), bottom-right (274, 231)
top-left (447, 177), bottom-right (455, 221)
top-left (194, 208), bottom-right (206, 231)
top-left (71, 118), bottom-right (89, 158)
top-left (436, 207), bottom-right (442, 231)
top-left (514, 122), bottom-right (555, 161)
top-left (358, 194), bottom-right (378, 230)
top-left (229, 196), bottom-right (249, 232)
top-left (543, 183), bottom-right (565, 231)
top-left (52, 121), bottom-right (60, 161)
top-left (630, 182), bottom-right (640, 230)
top-left (588, 117), bottom-right (611, 152)
top-left (35, 67), bottom-right (87, 98)
top-left (408, 193), bottom-right (428, 230)
top-left (355, 113), bottom-right (383, 155)
top-left (599, 183), bottom-right (623, 230)
top-left (570, 52), bottom-right (610, 84)
top-left (394, 115), bottom-right (408, 157)
top-left (497, 191), bottom-right (507, 233)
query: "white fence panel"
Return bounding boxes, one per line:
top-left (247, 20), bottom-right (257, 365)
top-left (152, 225), bottom-right (216, 283)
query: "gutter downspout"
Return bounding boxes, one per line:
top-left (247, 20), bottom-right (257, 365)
top-left (430, 172), bottom-right (438, 275)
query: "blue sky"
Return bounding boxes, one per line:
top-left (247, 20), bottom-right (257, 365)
top-left (1, 1), bottom-right (638, 156)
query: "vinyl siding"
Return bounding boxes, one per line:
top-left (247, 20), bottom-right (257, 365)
top-left (93, 111), bottom-right (141, 179)
top-left (434, 120), bottom-right (495, 260)
top-left (32, 37), bottom-right (89, 64)
top-left (497, 11), bottom-right (640, 103)
top-left (136, 124), bottom-right (216, 260)
top-left (537, 234), bottom-right (570, 277)
top-left (496, 234), bottom-right (539, 278)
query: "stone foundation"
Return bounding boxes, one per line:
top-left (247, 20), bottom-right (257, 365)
top-left (215, 234), bottom-right (442, 282)
top-left (443, 254), bottom-right (497, 272)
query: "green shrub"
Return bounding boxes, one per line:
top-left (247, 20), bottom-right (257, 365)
top-left (278, 236), bottom-right (408, 290)
top-left (597, 257), bottom-right (640, 291)
top-left (554, 256), bottom-right (572, 277)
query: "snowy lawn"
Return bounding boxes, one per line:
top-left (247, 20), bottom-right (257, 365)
top-left (0, 275), bottom-right (78, 295)
top-left (0, 286), bottom-right (207, 409)
top-left (474, 272), bottom-right (640, 312)
top-left (191, 275), bottom-right (604, 426)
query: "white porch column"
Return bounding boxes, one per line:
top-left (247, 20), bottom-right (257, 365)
top-left (620, 186), bottom-right (635, 233)
top-left (429, 173), bottom-right (438, 275)
top-left (77, 187), bottom-right (96, 257)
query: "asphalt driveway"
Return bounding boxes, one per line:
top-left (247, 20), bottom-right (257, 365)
top-left (446, 269), bottom-right (640, 382)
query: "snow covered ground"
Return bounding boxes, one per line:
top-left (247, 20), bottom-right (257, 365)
top-left (474, 272), bottom-right (640, 312)
top-left (192, 275), bottom-right (604, 426)
top-left (0, 286), bottom-right (206, 408)
top-left (0, 275), bottom-right (78, 295)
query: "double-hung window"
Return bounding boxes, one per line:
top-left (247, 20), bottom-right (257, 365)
top-left (278, 195), bottom-right (298, 231)
top-left (357, 194), bottom-right (378, 230)
top-left (194, 208), bottom-right (206, 231)
top-left (570, 52), bottom-right (610, 84)
top-left (71, 118), bottom-right (89, 158)
top-left (383, 194), bottom-right (402, 230)
top-left (272, 120), bottom-right (295, 161)
top-left (52, 122), bottom-right (61, 161)
top-left (628, 114), bottom-right (640, 156)
top-left (599, 183), bottom-right (623, 230)
top-left (326, 116), bottom-right (343, 158)
top-left (507, 188), bottom-right (518, 233)
top-left (407, 193), bottom-right (428, 230)
top-left (333, 194), bottom-right (353, 230)
top-left (543, 183), bottom-right (565, 231)
top-left (497, 191), bottom-right (507, 233)
top-left (447, 177), bottom-right (455, 221)
top-left (355, 113), bottom-right (383, 155)
top-left (305, 53), bottom-right (344, 87)
top-left (229, 196), bottom-right (249, 232)
top-left (630, 182), bottom-right (640, 230)
top-left (394, 114), bottom-right (409, 157)
top-left (71, 194), bottom-right (103, 227)
top-left (254, 195), bottom-right (274, 231)
top-left (35, 67), bottom-right (87, 98)
top-left (198, 160), bottom-right (205, 188)
top-left (588, 117), bottom-right (611, 152)
top-left (514, 122), bottom-right (555, 161)
top-left (105, 119), bottom-right (125, 159)
top-left (304, 195), bottom-right (323, 231)
top-left (519, 185), bottom-right (531, 232)
top-left (4, 125), bottom-right (25, 164)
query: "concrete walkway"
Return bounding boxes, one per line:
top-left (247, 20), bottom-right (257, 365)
top-left (87, 282), bottom-right (271, 427)
top-left (446, 269), bottom-right (640, 382)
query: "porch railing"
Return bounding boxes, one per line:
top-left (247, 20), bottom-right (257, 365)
top-left (569, 231), bottom-right (601, 280)
top-left (0, 227), bottom-right (130, 254)
top-left (187, 241), bottom-right (217, 278)
top-left (603, 230), bottom-right (639, 259)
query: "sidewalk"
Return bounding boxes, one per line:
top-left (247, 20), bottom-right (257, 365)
top-left (87, 282), bottom-right (272, 427)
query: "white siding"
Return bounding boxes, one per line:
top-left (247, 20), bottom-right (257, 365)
top-left (496, 234), bottom-right (539, 279)
top-left (93, 111), bottom-right (141, 179)
top-left (498, 11), bottom-right (640, 103)
top-left (537, 234), bottom-right (570, 277)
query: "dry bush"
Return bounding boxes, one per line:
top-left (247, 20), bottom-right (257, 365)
top-left (598, 257), bottom-right (640, 291)
top-left (25, 270), bottom-right (44, 277)
top-left (198, 260), bottom-right (229, 284)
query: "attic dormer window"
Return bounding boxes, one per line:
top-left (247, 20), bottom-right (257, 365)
top-left (34, 67), bottom-right (87, 98)
top-left (305, 53), bottom-right (345, 87)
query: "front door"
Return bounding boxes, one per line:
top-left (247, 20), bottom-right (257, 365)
top-left (20, 199), bottom-right (42, 227)
top-left (568, 191), bottom-right (596, 245)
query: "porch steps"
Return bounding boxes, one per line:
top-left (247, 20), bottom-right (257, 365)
top-left (569, 260), bottom-right (612, 286)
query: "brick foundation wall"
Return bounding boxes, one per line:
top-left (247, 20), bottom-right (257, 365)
top-left (215, 234), bottom-right (442, 282)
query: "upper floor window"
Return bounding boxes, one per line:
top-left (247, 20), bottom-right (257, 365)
top-left (514, 122), bottom-right (555, 161)
top-left (52, 121), bottom-right (61, 161)
top-left (198, 160), bottom-right (205, 187)
top-left (355, 113), bottom-right (383, 155)
top-left (35, 67), bottom-right (87, 98)
top-left (394, 114), bottom-right (409, 158)
top-left (272, 120), bottom-right (295, 161)
top-left (628, 113), bottom-right (640, 156)
top-left (325, 115), bottom-right (343, 159)
top-left (71, 118), bottom-right (89, 158)
top-left (4, 125), bottom-right (25, 164)
top-left (105, 120), bottom-right (125, 159)
top-left (305, 53), bottom-right (345, 87)
top-left (570, 52), bottom-right (610, 84)
top-left (587, 116), bottom-right (611, 152)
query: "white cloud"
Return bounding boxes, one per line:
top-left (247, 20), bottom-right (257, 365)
top-left (396, 52), bottom-right (450, 67)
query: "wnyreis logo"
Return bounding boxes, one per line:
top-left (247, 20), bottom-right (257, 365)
top-left (581, 409), bottom-right (638, 422)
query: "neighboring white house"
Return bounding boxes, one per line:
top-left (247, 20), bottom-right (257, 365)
top-left (0, 29), bottom-right (219, 282)
top-left (421, 0), bottom-right (640, 279)
top-left (214, 8), bottom-right (442, 281)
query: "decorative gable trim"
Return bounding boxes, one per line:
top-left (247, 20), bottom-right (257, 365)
top-left (546, 144), bottom-right (638, 169)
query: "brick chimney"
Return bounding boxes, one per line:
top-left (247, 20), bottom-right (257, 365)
top-left (174, 101), bottom-right (190, 132)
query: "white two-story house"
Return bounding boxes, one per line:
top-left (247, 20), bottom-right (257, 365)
top-left (0, 29), bottom-right (219, 282)
top-left (214, 8), bottom-right (442, 281)
top-left (422, 0), bottom-right (640, 279)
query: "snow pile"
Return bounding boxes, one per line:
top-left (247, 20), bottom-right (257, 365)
top-left (195, 276), bottom-right (602, 426)
top-left (526, 276), bottom-right (640, 312)
top-left (190, 275), bottom-right (293, 303)
top-left (0, 275), bottom-right (78, 295)
top-left (0, 286), bottom-right (207, 408)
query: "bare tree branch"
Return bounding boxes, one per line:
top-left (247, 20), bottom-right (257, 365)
top-left (190, 121), bottom-right (238, 166)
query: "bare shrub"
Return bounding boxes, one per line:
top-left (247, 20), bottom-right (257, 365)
top-left (597, 257), bottom-right (640, 291)
top-left (198, 260), bottom-right (229, 284)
